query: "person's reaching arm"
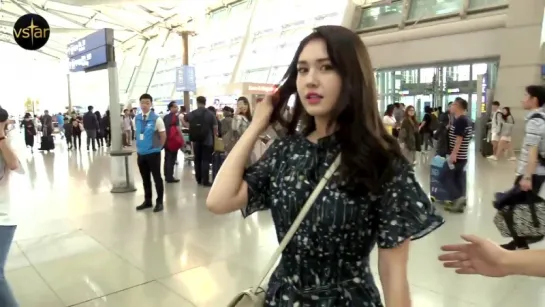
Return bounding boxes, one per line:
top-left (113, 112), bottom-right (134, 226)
top-left (0, 121), bottom-right (19, 170)
top-left (440, 235), bottom-right (545, 277)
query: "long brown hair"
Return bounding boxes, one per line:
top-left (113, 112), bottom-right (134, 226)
top-left (268, 25), bottom-right (402, 193)
top-left (237, 96), bottom-right (252, 121)
top-left (404, 106), bottom-right (417, 126)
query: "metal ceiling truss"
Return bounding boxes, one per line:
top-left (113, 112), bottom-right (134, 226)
top-left (3, 0), bottom-right (128, 43)
top-left (0, 33), bottom-right (61, 59)
top-left (121, 0), bottom-right (248, 48)
top-left (1, 0), bottom-right (251, 53)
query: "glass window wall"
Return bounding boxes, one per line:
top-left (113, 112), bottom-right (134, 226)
top-left (376, 61), bottom-right (497, 121)
top-left (408, 0), bottom-right (463, 20)
top-left (468, 0), bottom-right (507, 10)
top-left (358, 1), bottom-right (403, 29)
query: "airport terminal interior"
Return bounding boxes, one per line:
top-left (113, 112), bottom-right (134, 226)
top-left (1, 0), bottom-right (545, 306)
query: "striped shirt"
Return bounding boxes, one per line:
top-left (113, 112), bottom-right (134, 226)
top-left (448, 115), bottom-right (473, 161)
top-left (516, 109), bottom-right (545, 175)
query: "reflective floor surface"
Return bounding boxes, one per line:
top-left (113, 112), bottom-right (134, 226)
top-left (3, 133), bottom-right (543, 307)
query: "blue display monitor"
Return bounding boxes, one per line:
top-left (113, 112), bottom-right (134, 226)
top-left (67, 29), bottom-right (113, 58)
top-left (69, 45), bottom-right (108, 73)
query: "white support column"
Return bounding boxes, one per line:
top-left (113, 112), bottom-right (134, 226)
top-left (341, 0), bottom-right (358, 29)
top-left (124, 40), bottom-right (149, 103)
top-left (460, 0), bottom-right (470, 19)
top-left (493, 0), bottom-right (545, 148)
top-left (399, 0), bottom-right (412, 29)
top-left (230, 0), bottom-right (260, 84)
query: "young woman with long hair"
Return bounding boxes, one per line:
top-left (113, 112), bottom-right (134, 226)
top-left (232, 96), bottom-right (253, 139)
top-left (492, 107), bottom-right (516, 161)
top-left (399, 106), bottom-right (419, 164)
top-left (94, 111), bottom-right (104, 148)
top-left (382, 104), bottom-right (396, 136)
top-left (207, 25), bottom-right (443, 306)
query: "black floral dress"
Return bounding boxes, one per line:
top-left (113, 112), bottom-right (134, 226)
top-left (243, 133), bottom-right (444, 307)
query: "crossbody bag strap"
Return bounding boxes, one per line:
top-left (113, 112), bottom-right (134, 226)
top-left (253, 154), bottom-right (342, 290)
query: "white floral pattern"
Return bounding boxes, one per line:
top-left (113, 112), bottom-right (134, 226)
top-left (242, 133), bottom-right (444, 307)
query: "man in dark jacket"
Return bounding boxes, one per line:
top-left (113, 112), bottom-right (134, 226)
top-left (82, 106), bottom-right (99, 151)
top-left (41, 110), bottom-right (53, 137)
top-left (163, 101), bottom-right (181, 183)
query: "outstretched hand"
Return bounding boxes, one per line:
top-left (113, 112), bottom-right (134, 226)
top-left (439, 234), bottom-right (511, 277)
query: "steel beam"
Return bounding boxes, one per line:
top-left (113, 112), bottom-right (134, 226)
top-left (0, 37), bottom-right (60, 59)
top-left (0, 29), bottom-right (65, 55)
top-left (95, 10), bottom-right (149, 39)
top-left (124, 40), bottom-right (149, 102)
top-left (229, 0), bottom-right (259, 83)
top-left (121, 13), bottom-right (178, 45)
top-left (11, 0), bottom-right (31, 14)
top-left (145, 30), bottom-right (171, 93)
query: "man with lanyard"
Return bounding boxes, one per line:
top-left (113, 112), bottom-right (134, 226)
top-left (135, 94), bottom-right (167, 213)
top-left (444, 98), bottom-right (473, 213)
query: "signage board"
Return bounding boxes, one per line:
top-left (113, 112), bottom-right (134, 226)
top-left (175, 66), bottom-right (197, 92)
top-left (69, 45), bottom-right (108, 73)
top-left (67, 29), bottom-right (112, 58)
top-left (246, 84), bottom-right (277, 93)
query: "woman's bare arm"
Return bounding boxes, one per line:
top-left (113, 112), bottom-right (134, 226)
top-left (0, 130), bottom-right (18, 170)
top-left (206, 124), bottom-right (262, 214)
top-left (379, 240), bottom-right (412, 307)
top-left (503, 249), bottom-right (545, 277)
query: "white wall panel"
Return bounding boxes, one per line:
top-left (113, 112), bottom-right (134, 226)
top-left (363, 15), bottom-right (506, 69)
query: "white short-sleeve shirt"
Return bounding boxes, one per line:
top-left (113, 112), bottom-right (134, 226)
top-left (142, 112), bottom-right (166, 132)
top-left (383, 115), bottom-right (396, 127)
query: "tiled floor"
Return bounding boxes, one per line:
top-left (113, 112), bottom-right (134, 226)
top-left (3, 134), bottom-right (544, 307)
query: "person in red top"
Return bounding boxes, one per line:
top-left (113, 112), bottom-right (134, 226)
top-left (163, 101), bottom-right (182, 183)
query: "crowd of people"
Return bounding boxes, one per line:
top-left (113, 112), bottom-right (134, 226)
top-left (3, 24), bottom-right (545, 307)
top-left (19, 107), bottom-right (112, 152)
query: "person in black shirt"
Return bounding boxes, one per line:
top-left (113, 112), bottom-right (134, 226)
top-left (21, 113), bottom-right (36, 152)
top-left (444, 98), bottom-right (473, 213)
top-left (419, 106), bottom-right (433, 151)
top-left (185, 96), bottom-right (218, 186)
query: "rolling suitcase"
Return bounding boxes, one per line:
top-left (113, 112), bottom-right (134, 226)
top-left (430, 155), bottom-right (450, 203)
top-left (39, 135), bottom-right (55, 151)
top-left (212, 152), bottom-right (225, 182)
top-left (481, 138), bottom-right (494, 157)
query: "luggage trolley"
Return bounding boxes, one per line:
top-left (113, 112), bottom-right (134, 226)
top-left (181, 128), bottom-right (193, 164)
top-left (429, 155), bottom-right (450, 203)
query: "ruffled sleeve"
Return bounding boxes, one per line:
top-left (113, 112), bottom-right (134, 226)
top-left (241, 137), bottom-right (283, 217)
top-left (376, 160), bottom-right (444, 248)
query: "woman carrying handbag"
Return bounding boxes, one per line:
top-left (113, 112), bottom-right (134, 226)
top-left (207, 26), bottom-right (443, 307)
